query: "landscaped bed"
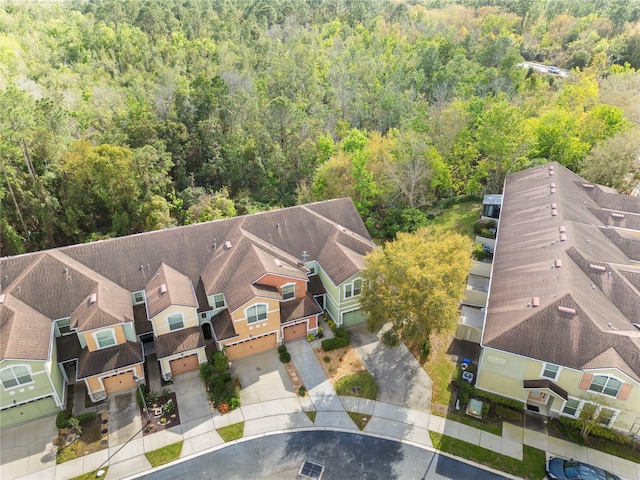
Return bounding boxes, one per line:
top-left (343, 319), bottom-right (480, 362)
top-left (55, 412), bottom-right (108, 464)
top-left (141, 391), bottom-right (181, 435)
top-left (313, 345), bottom-right (365, 384)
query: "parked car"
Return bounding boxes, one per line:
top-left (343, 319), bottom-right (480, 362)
top-left (545, 457), bottom-right (621, 480)
top-left (548, 66), bottom-right (561, 74)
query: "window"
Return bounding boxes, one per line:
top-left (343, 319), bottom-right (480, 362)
top-left (56, 317), bottom-right (71, 335)
top-left (96, 330), bottom-right (116, 349)
top-left (345, 279), bottom-right (362, 298)
top-left (307, 266), bottom-right (315, 275)
top-left (562, 398), bottom-right (580, 417)
top-left (1, 366), bottom-right (32, 389)
top-left (541, 363), bottom-right (560, 380)
top-left (212, 293), bottom-right (225, 309)
top-left (247, 304), bottom-right (268, 324)
top-left (598, 408), bottom-right (615, 426)
top-left (168, 314), bottom-right (184, 331)
top-left (589, 375), bottom-right (622, 397)
top-left (282, 284), bottom-right (295, 301)
top-left (131, 291), bottom-right (145, 305)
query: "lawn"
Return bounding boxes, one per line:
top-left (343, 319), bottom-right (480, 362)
top-left (56, 415), bottom-right (107, 464)
top-left (145, 441), bottom-right (183, 468)
top-left (335, 371), bottom-right (378, 400)
top-left (430, 432), bottom-right (546, 480)
top-left (67, 467), bottom-right (108, 480)
top-left (217, 421), bottom-right (244, 442)
top-left (346, 411), bottom-right (370, 430)
top-left (428, 201), bottom-right (483, 239)
top-left (304, 411), bottom-right (317, 423)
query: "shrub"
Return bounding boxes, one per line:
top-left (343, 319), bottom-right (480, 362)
top-left (212, 351), bottom-right (229, 374)
top-left (381, 329), bottom-right (400, 347)
top-left (278, 345), bottom-right (287, 354)
top-left (279, 351), bottom-right (291, 363)
top-left (458, 381), bottom-right (474, 405)
top-left (419, 338), bottom-right (431, 359)
top-left (317, 326), bottom-right (324, 338)
top-left (452, 366), bottom-right (463, 385)
top-left (298, 385), bottom-right (307, 396)
top-left (200, 362), bottom-right (214, 380)
top-left (495, 405), bottom-right (522, 422)
top-left (473, 219), bottom-right (497, 234)
top-left (160, 387), bottom-right (172, 403)
top-left (472, 242), bottom-right (487, 261)
top-left (558, 417), bottom-right (633, 445)
top-left (229, 395), bottom-right (241, 410)
top-left (218, 402), bottom-right (230, 414)
top-left (321, 335), bottom-right (349, 351)
top-left (325, 315), bottom-right (337, 334)
top-left (323, 355), bottom-right (330, 363)
top-left (306, 334), bottom-right (316, 342)
top-left (145, 389), bottom-right (160, 406)
top-left (163, 400), bottom-right (176, 414)
top-left (76, 412), bottom-right (97, 424)
top-left (472, 389), bottom-right (523, 411)
top-left (480, 228), bottom-right (495, 239)
top-left (56, 411), bottom-right (71, 429)
top-left (68, 417), bottom-right (82, 434)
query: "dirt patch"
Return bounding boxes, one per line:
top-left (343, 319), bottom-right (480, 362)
top-left (283, 360), bottom-right (304, 390)
top-left (56, 413), bottom-right (108, 463)
top-left (313, 345), bottom-right (365, 384)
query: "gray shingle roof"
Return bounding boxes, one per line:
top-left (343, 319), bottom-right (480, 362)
top-left (77, 341), bottom-right (143, 379)
top-left (145, 263), bottom-right (197, 319)
top-left (155, 326), bottom-right (205, 359)
top-left (484, 163), bottom-right (640, 381)
top-left (0, 297), bottom-right (52, 361)
top-left (280, 293), bottom-right (323, 324)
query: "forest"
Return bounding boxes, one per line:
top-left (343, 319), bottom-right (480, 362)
top-left (1, 0), bottom-right (640, 256)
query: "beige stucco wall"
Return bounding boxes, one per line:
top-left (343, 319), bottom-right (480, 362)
top-left (152, 305), bottom-right (199, 336)
top-left (83, 325), bottom-right (127, 352)
top-left (230, 297), bottom-right (281, 341)
top-left (85, 364), bottom-right (143, 395)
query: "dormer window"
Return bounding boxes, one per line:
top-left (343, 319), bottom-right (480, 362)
top-left (282, 284), bottom-right (295, 301)
top-left (168, 314), bottom-right (184, 331)
top-left (56, 317), bottom-right (71, 335)
top-left (95, 329), bottom-right (116, 349)
top-left (247, 304), bottom-right (268, 324)
top-left (212, 293), bottom-right (225, 309)
top-left (132, 291), bottom-right (145, 306)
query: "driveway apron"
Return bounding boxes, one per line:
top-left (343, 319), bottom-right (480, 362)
top-left (231, 350), bottom-right (297, 405)
top-left (0, 415), bottom-right (58, 480)
top-left (349, 324), bottom-right (433, 412)
top-left (108, 390), bottom-right (142, 446)
top-left (172, 370), bottom-right (211, 424)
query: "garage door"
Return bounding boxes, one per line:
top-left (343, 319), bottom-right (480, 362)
top-left (170, 354), bottom-right (200, 376)
top-left (225, 332), bottom-right (277, 360)
top-left (1, 396), bottom-right (58, 427)
top-left (103, 371), bottom-right (137, 394)
top-left (342, 309), bottom-right (367, 328)
top-left (284, 322), bottom-right (308, 342)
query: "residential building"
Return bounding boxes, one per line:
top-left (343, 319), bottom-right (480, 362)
top-left (475, 162), bottom-right (640, 435)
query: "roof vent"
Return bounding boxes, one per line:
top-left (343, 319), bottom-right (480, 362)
top-left (551, 209), bottom-right (558, 217)
top-left (550, 183), bottom-right (556, 188)
top-left (532, 297), bottom-right (540, 307)
top-left (550, 187), bottom-right (556, 194)
top-left (551, 203), bottom-right (557, 209)
top-left (611, 213), bottom-right (625, 219)
top-left (590, 264), bottom-right (606, 273)
top-left (159, 283), bottom-right (167, 295)
top-left (559, 225), bottom-right (566, 233)
top-left (557, 306), bottom-right (576, 315)
top-left (224, 241), bottom-right (232, 250)
top-left (274, 258), bottom-right (283, 267)
top-left (559, 233), bottom-right (567, 241)
top-left (89, 293), bottom-right (97, 305)
top-left (582, 183), bottom-right (594, 190)
top-left (0, 294), bottom-right (5, 304)
top-left (554, 259), bottom-right (562, 268)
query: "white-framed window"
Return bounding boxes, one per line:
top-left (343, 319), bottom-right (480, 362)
top-left (561, 398), bottom-right (580, 417)
top-left (95, 330), bottom-right (117, 349)
top-left (131, 291), bottom-right (145, 305)
top-left (345, 279), bottom-right (362, 298)
top-left (247, 304), bottom-right (268, 324)
top-left (589, 375), bottom-right (622, 397)
top-left (307, 266), bottom-right (316, 275)
top-left (168, 314), bottom-right (184, 331)
top-left (282, 284), bottom-right (295, 301)
top-left (541, 363), bottom-right (560, 380)
top-left (0, 365), bottom-right (33, 389)
top-left (212, 293), bottom-right (225, 309)
top-left (56, 317), bottom-right (72, 335)
top-left (597, 407), bottom-right (616, 426)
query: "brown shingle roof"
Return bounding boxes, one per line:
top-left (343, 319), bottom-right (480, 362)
top-left (133, 304), bottom-right (152, 335)
top-left (77, 341), bottom-right (143, 379)
top-left (145, 263), bottom-right (197, 319)
top-left (280, 293), bottom-right (323, 324)
top-left (56, 335), bottom-right (82, 363)
top-left (484, 162), bottom-right (640, 381)
top-left (0, 297), bottom-right (52, 361)
top-left (307, 275), bottom-right (326, 296)
top-left (211, 309), bottom-right (236, 341)
top-left (155, 326), bottom-right (205, 358)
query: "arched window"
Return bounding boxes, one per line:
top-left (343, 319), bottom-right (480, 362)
top-left (247, 304), bottom-right (268, 324)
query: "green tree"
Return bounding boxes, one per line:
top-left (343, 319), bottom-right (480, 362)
top-left (185, 187), bottom-right (237, 224)
top-left (360, 227), bottom-right (472, 344)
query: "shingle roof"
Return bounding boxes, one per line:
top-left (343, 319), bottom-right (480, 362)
top-left (280, 293), bottom-right (323, 324)
top-left (56, 335), bottom-right (82, 364)
top-left (211, 309), bottom-right (236, 341)
top-left (307, 275), bottom-right (326, 296)
top-left (145, 263), bottom-right (197, 319)
top-left (155, 326), bottom-right (205, 359)
top-left (133, 304), bottom-right (152, 336)
top-left (77, 341), bottom-right (143, 379)
top-left (483, 162), bottom-right (640, 382)
top-left (0, 296), bottom-right (52, 361)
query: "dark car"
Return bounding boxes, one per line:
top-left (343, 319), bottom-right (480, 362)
top-left (545, 457), bottom-right (621, 480)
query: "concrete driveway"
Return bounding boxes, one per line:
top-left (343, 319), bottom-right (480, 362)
top-left (231, 350), bottom-right (297, 405)
top-left (172, 370), bottom-right (211, 424)
top-left (108, 389), bottom-right (142, 446)
top-left (349, 324), bottom-right (433, 412)
top-left (0, 415), bottom-right (58, 480)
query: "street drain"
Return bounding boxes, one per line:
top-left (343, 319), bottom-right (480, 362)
top-left (299, 460), bottom-right (324, 479)
top-left (352, 386), bottom-right (361, 393)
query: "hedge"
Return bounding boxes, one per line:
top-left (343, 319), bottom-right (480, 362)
top-left (279, 351), bottom-right (291, 363)
top-left (472, 389), bottom-right (523, 411)
top-left (559, 417), bottom-right (633, 445)
top-left (495, 405), bottom-right (522, 422)
top-left (76, 412), bottom-right (97, 424)
top-left (56, 411), bottom-right (70, 429)
top-left (321, 328), bottom-right (350, 351)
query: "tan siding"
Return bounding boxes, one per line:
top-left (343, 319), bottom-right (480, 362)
top-left (83, 325), bottom-right (127, 352)
top-left (152, 305), bottom-right (199, 336)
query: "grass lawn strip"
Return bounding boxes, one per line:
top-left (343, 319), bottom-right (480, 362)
top-left (217, 421), bottom-right (244, 442)
top-left (428, 201), bottom-right (482, 239)
top-left (304, 411), bottom-right (317, 423)
top-left (335, 371), bottom-right (378, 400)
top-left (443, 411), bottom-right (502, 436)
top-left (67, 467), bottom-right (108, 480)
top-left (56, 415), bottom-right (106, 464)
top-left (429, 432), bottom-right (546, 480)
top-left (145, 441), bottom-right (183, 468)
top-left (346, 411), bottom-right (369, 430)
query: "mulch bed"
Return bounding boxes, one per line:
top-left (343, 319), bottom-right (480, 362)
top-left (141, 392), bottom-right (181, 436)
top-left (313, 345), bottom-right (365, 385)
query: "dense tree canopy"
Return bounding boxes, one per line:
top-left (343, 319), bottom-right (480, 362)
top-left (1, 0), bottom-right (639, 255)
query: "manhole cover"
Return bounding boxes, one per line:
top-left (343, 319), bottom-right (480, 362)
top-left (100, 440), bottom-right (108, 446)
top-left (352, 386), bottom-right (361, 393)
top-left (299, 460), bottom-right (324, 479)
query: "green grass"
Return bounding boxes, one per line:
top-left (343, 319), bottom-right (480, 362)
top-left (145, 441), bottom-right (183, 468)
top-left (430, 432), bottom-right (546, 480)
top-left (444, 411), bottom-right (502, 436)
top-left (347, 411), bottom-right (370, 430)
top-left (56, 417), bottom-right (106, 464)
top-left (429, 201), bottom-right (482, 239)
top-left (67, 467), bottom-right (108, 480)
top-left (304, 411), bottom-right (317, 423)
top-left (217, 421), bottom-right (244, 442)
top-left (335, 371), bottom-right (378, 400)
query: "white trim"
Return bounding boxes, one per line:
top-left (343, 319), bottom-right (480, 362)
top-left (540, 362), bottom-right (561, 381)
top-left (245, 303), bottom-right (269, 324)
top-left (587, 373), bottom-right (624, 398)
top-left (92, 328), bottom-right (117, 350)
top-left (0, 393), bottom-right (56, 411)
top-left (344, 278), bottom-right (363, 299)
top-left (281, 282), bottom-right (296, 301)
top-left (167, 312), bottom-right (185, 332)
top-left (0, 365), bottom-right (35, 390)
top-left (223, 330), bottom-right (279, 348)
top-left (131, 290), bottom-right (146, 306)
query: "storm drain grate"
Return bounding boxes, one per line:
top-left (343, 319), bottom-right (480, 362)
top-left (299, 460), bottom-right (324, 479)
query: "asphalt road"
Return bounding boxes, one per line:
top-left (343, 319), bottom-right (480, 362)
top-left (136, 431), bottom-right (512, 480)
